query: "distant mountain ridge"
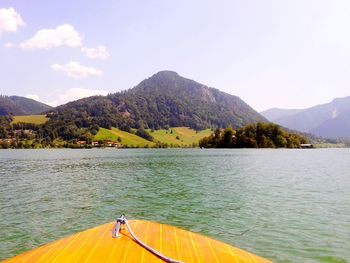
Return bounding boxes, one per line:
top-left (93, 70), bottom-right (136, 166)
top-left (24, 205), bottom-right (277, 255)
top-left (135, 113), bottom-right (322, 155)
top-left (261, 108), bottom-right (304, 121)
top-left (261, 96), bottom-right (350, 138)
top-left (0, 95), bottom-right (53, 116)
top-left (51, 71), bottom-right (267, 133)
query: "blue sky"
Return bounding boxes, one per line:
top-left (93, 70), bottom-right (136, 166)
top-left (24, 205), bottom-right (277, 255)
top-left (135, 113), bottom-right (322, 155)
top-left (1, 0), bottom-right (350, 111)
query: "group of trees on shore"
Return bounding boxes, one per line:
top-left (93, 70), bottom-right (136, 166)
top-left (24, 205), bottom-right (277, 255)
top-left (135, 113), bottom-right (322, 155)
top-left (199, 123), bottom-right (308, 148)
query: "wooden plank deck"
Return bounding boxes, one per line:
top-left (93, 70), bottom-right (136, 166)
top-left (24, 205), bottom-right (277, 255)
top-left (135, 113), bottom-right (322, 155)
top-left (2, 220), bottom-right (272, 263)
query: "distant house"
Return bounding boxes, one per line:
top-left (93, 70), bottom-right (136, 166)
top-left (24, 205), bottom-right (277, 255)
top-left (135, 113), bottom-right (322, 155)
top-left (104, 141), bottom-right (122, 148)
top-left (91, 141), bottom-right (121, 148)
top-left (91, 141), bottom-right (100, 147)
top-left (0, 138), bottom-right (13, 143)
top-left (300, 143), bottom-right (312, 149)
top-left (113, 142), bottom-right (122, 148)
top-left (105, 141), bottom-right (114, 147)
top-left (77, 141), bottom-right (87, 146)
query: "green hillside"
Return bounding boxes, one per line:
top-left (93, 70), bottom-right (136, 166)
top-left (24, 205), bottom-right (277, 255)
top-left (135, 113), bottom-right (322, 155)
top-left (45, 71), bottom-right (266, 143)
top-left (94, 127), bottom-right (155, 147)
top-left (94, 127), bottom-right (212, 148)
top-left (12, 115), bottom-right (49, 125)
top-left (149, 127), bottom-right (212, 146)
top-left (94, 127), bottom-right (119, 142)
top-left (0, 95), bottom-right (52, 116)
top-left (2, 71), bottom-right (268, 146)
top-left (111, 128), bottom-right (155, 147)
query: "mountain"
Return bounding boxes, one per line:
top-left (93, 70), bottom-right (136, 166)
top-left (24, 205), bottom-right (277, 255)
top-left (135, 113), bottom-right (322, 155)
top-left (47, 71), bottom-right (267, 140)
top-left (261, 108), bottom-right (304, 122)
top-left (315, 109), bottom-right (350, 138)
top-left (124, 71), bottom-right (267, 129)
top-left (261, 96), bottom-right (350, 138)
top-left (0, 95), bottom-right (53, 116)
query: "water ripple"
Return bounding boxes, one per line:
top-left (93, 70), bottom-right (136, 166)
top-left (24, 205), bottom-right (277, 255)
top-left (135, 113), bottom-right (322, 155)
top-left (0, 149), bottom-right (349, 262)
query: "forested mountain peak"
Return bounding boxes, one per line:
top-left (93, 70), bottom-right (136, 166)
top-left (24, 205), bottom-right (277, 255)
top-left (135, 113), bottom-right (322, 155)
top-left (152, 70), bottom-right (180, 78)
top-left (52, 71), bottom-right (267, 131)
top-left (132, 70), bottom-right (208, 96)
top-left (33, 71), bottom-right (268, 141)
top-left (0, 95), bottom-right (53, 116)
top-left (131, 70), bottom-right (252, 106)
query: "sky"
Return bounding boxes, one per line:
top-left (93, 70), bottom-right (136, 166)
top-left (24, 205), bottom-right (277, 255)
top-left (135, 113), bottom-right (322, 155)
top-left (0, 0), bottom-right (350, 111)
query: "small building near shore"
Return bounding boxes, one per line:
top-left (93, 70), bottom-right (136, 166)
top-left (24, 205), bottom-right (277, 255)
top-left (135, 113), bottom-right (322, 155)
top-left (300, 143), bottom-right (313, 149)
top-left (92, 141), bottom-right (100, 147)
top-left (77, 141), bottom-right (87, 146)
top-left (105, 141), bottom-right (122, 148)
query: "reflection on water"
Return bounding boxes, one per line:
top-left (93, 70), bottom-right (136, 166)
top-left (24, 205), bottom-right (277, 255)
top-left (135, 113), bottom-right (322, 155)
top-left (0, 149), bottom-right (349, 262)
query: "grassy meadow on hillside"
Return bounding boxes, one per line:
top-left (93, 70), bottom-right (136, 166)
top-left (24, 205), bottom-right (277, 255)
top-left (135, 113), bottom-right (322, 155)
top-left (111, 128), bottom-right (155, 147)
top-left (94, 127), bottom-right (155, 147)
top-left (94, 127), bottom-right (212, 148)
top-left (94, 128), bottom-right (119, 142)
top-left (12, 115), bottom-right (48, 125)
top-left (149, 127), bottom-right (212, 146)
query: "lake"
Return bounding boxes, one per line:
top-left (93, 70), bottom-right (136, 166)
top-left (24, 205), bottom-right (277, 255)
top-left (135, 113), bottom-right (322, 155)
top-left (0, 149), bottom-right (349, 262)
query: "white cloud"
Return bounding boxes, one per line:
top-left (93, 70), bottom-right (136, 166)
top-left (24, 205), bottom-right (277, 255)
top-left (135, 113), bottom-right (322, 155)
top-left (19, 24), bottom-right (82, 50)
top-left (47, 88), bottom-right (109, 106)
top-left (26, 94), bottom-right (40, 101)
top-left (0, 7), bottom-right (24, 35)
top-left (81, 45), bottom-right (110, 59)
top-left (4, 42), bottom-right (16, 48)
top-left (51, 61), bottom-right (103, 78)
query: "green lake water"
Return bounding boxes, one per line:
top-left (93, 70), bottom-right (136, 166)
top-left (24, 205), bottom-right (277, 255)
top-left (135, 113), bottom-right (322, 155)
top-left (0, 149), bottom-right (349, 262)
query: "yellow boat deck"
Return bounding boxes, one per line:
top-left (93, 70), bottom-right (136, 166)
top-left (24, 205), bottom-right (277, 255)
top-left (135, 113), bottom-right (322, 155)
top-left (2, 220), bottom-right (272, 263)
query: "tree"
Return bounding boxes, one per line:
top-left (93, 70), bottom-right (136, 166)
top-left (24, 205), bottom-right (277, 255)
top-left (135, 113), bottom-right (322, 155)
top-left (199, 123), bottom-right (308, 149)
top-left (222, 127), bottom-right (234, 147)
top-left (136, 127), bottom-right (153, 141)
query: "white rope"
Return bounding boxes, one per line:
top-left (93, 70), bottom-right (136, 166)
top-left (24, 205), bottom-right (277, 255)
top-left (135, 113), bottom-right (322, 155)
top-left (114, 216), bottom-right (183, 263)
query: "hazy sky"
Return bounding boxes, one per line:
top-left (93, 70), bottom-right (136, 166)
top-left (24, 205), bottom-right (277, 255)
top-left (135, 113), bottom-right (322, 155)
top-left (1, 0), bottom-right (350, 111)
